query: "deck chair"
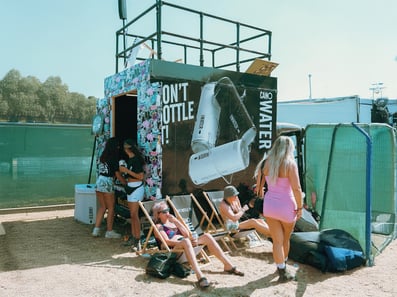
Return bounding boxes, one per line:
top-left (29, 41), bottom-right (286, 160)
top-left (166, 194), bottom-right (233, 254)
top-left (138, 199), bottom-right (208, 264)
top-left (203, 190), bottom-right (266, 249)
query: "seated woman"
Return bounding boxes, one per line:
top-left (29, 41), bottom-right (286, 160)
top-left (219, 185), bottom-right (271, 238)
top-left (152, 201), bottom-right (244, 289)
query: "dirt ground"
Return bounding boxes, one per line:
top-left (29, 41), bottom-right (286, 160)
top-left (0, 209), bottom-right (396, 297)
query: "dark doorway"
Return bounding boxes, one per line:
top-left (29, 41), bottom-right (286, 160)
top-left (113, 93), bottom-right (138, 144)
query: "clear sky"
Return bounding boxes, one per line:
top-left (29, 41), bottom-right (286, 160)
top-left (1, 0), bottom-right (396, 101)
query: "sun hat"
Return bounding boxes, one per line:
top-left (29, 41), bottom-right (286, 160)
top-left (224, 185), bottom-right (239, 199)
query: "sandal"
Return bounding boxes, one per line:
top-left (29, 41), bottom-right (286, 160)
top-left (198, 277), bottom-right (210, 289)
top-left (224, 266), bottom-right (244, 276)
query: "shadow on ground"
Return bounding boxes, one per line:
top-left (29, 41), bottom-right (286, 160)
top-left (0, 216), bottom-right (143, 272)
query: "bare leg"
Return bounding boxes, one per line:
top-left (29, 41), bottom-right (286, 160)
top-left (128, 201), bottom-right (141, 239)
top-left (238, 218), bottom-right (271, 237)
top-left (266, 218), bottom-right (285, 264)
top-left (198, 233), bottom-right (234, 271)
top-left (103, 192), bottom-right (116, 231)
top-left (94, 191), bottom-right (106, 228)
top-left (174, 239), bottom-right (204, 281)
top-left (281, 221), bottom-right (295, 259)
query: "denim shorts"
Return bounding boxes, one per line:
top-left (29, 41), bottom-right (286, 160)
top-left (225, 219), bottom-right (239, 231)
top-left (95, 175), bottom-right (114, 193)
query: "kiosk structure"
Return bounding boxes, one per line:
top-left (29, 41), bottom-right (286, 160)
top-left (93, 1), bottom-right (279, 200)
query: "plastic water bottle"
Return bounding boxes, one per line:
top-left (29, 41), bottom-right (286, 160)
top-left (191, 231), bottom-right (199, 240)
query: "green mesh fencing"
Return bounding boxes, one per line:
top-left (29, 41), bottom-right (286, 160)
top-left (304, 123), bottom-right (396, 262)
top-left (0, 123), bottom-right (95, 208)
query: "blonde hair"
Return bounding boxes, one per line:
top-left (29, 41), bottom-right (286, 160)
top-left (264, 136), bottom-right (296, 185)
top-left (253, 152), bottom-right (267, 180)
top-left (152, 201), bottom-right (168, 223)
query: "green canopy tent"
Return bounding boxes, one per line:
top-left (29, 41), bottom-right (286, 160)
top-left (304, 123), bottom-right (397, 265)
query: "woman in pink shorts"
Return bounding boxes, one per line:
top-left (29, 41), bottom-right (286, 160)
top-left (255, 136), bottom-right (303, 282)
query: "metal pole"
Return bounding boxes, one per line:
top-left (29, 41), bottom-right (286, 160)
top-left (122, 19), bottom-right (126, 68)
top-left (308, 74), bottom-right (312, 100)
top-left (199, 12), bottom-right (204, 66)
top-left (88, 136), bottom-right (97, 184)
top-left (156, 0), bottom-right (162, 60)
top-left (236, 22), bottom-right (240, 72)
top-left (352, 122), bottom-right (373, 266)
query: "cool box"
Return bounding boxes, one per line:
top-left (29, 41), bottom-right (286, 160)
top-left (74, 184), bottom-right (97, 224)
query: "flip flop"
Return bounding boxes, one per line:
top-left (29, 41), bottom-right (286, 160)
top-left (224, 266), bottom-right (244, 276)
top-left (198, 277), bottom-right (210, 289)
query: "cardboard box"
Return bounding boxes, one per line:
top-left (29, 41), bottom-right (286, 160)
top-left (245, 59), bottom-right (278, 76)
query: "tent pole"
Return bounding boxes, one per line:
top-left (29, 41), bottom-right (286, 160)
top-left (352, 122), bottom-right (373, 266)
top-left (88, 136), bottom-right (97, 184)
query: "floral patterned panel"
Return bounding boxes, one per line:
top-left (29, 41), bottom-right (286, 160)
top-left (96, 60), bottom-right (162, 200)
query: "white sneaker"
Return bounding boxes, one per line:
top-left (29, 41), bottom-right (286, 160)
top-left (105, 230), bottom-right (121, 239)
top-left (92, 227), bottom-right (101, 237)
top-left (131, 240), bottom-right (142, 252)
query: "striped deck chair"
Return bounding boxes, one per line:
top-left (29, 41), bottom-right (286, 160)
top-left (138, 199), bottom-right (208, 264)
top-left (203, 190), bottom-right (266, 249)
top-left (166, 194), bottom-right (233, 254)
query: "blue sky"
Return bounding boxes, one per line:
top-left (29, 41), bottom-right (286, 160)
top-left (1, 0), bottom-right (396, 100)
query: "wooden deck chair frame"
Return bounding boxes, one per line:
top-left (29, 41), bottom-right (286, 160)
top-left (203, 190), bottom-right (266, 250)
top-left (166, 194), bottom-right (233, 254)
top-left (138, 199), bottom-right (208, 264)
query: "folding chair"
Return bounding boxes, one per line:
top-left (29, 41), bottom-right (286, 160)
top-left (166, 194), bottom-right (233, 254)
top-left (203, 190), bottom-right (266, 250)
top-left (138, 199), bottom-right (208, 264)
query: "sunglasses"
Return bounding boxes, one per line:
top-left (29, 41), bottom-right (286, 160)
top-left (160, 208), bottom-right (170, 214)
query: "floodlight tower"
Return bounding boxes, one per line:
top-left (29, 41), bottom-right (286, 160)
top-left (369, 82), bottom-right (384, 100)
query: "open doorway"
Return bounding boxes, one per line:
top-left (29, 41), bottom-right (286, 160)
top-left (112, 91), bottom-right (138, 219)
top-left (112, 92), bottom-right (138, 144)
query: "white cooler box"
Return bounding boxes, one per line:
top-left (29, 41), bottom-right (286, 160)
top-left (74, 184), bottom-right (97, 224)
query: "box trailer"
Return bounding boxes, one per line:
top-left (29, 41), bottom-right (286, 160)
top-left (90, 1), bottom-right (286, 201)
top-left (94, 59), bottom-right (278, 200)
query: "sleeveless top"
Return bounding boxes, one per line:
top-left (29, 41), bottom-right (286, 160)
top-left (262, 177), bottom-right (297, 223)
top-left (220, 198), bottom-right (241, 231)
top-left (161, 224), bottom-right (182, 239)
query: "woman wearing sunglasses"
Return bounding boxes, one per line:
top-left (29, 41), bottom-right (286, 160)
top-left (152, 201), bottom-right (244, 289)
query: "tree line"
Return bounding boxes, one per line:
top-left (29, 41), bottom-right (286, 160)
top-left (0, 69), bottom-right (96, 124)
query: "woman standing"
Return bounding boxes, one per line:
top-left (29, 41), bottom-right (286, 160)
top-left (255, 136), bottom-right (303, 282)
top-left (119, 138), bottom-right (145, 251)
top-left (92, 137), bottom-right (125, 238)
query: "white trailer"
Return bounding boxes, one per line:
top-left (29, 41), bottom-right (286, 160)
top-left (277, 96), bottom-right (397, 127)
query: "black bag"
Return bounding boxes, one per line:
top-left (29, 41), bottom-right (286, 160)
top-left (124, 183), bottom-right (142, 195)
top-left (171, 262), bottom-right (191, 278)
top-left (289, 229), bottom-right (366, 272)
top-left (145, 252), bottom-right (177, 279)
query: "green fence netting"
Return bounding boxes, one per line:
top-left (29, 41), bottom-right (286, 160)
top-left (0, 123), bottom-right (94, 208)
top-left (304, 123), bottom-right (396, 263)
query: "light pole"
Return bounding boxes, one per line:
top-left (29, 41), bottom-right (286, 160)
top-left (369, 82), bottom-right (384, 100)
top-left (308, 74), bottom-right (312, 100)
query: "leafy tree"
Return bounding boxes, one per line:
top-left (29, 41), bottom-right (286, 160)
top-left (0, 69), bottom-right (96, 123)
top-left (0, 93), bottom-right (8, 117)
top-left (0, 69), bottom-right (21, 121)
top-left (37, 76), bottom-right (68, 123)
